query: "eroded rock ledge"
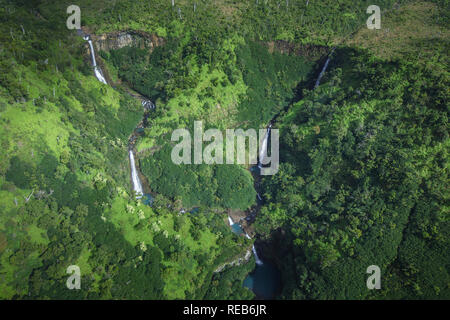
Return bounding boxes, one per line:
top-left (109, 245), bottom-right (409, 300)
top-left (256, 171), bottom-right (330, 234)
top-left (263, 40), bottom-right (329, 60)
top-left (214, 249), bottom-right (252, 273)
top-left (89, 30), bottom-right (164, 52)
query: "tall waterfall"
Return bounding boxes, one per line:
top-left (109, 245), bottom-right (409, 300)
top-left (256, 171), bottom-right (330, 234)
top-left (314, 48), bottom-right (335, 89)
top-left (142, 100), bottom-right (156, 110)
top-left (129, 149), bottom-right (143, 198)
top-left (84, 36), bottom-right (107, 84)
top-left (244, 233), bottom-right (263, 265)
top-left (258, 124), bottom-right (272, 169)
top-left (252, 245), bottom-right (263, 265)
top-left (85, 37), bottom-right (96, 66)
top-left (227, 218), bottom-right (264, 265)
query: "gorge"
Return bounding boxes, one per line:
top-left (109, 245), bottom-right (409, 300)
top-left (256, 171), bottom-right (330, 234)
top-left (82, 29), bottom-right (335, 299)
top-left (1, 0), bottom-right (447, 301)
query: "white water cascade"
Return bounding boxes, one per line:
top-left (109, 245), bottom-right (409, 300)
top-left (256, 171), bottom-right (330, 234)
top-left (84, 36), bottom-right (107, 84)
top-left (314, 48), bottom-right (335, 89)
top-left (258, 124), bottom-right (272, 169)
top-left (244, 233), bottom-right (263, 265)
top-left (129, 149), bottom-right (144, 199)
top-left (228, 217), bottom-right (264, 265)
top-left (80, 32), bottom-right (149, 200)
top-left (142, 100), bottom-right (156, 110)
top-left (252, 245), bottom-right (263, 265)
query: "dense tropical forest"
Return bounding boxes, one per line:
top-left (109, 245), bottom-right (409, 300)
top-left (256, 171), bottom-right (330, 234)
top-left (0, 0), bottom-right (448, 300)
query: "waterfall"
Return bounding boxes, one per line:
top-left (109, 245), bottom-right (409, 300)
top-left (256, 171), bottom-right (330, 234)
top-left (256, 193), bottom-right (262, 201)
top-left (87, 39), bottom-right (97, 67)
top-left (142, 100), bottom-right (155, 110)
top-left (80, 32), bottom-right (150, 201)
top-left (314, 48), bottom-right (335, 89)
top-left (129, 149), bottom-right (143, 198)
top-left (258, 124), bottom-right (272, 169)
top-left (252, 245), bottom-right (263, 265)
top-left (94, 66), bottom-right (107, 85)
top-left (227, 217), bottom-right (264, 265)
top-left (84, 36), bottom-right (107, 84)
top-left (314, 57), bottom-right (330, 89)
top-left (244, 233), bottom-right (263, 265)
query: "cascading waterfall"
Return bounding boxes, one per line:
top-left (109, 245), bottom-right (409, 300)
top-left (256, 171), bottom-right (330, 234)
top-left (313, 57), bottom-right (330, 89)
top-left (84, 35), bottom-right (107, 84)
top-left (84, 36), bottom-right (95, 65)
top-left (142, 100), bottom-right (156, 110)
top-left (243, 48), bottom-right (336, 296)
top-left (314, 48), bottom-right (335, 89)
top-left (78, 31), bottom-right (158, 205)
top-left (252, 245), bottom-right (263, 265)
top-left (245, 233), bottom-right (263, 265)
top-left (81, 33), bottom-right (149, 200)
top-left (258, 124), bottom-right (272, 169)
top-left (257, 47), bottom-right (334, 171)
top-left (129, 149), bottom-right (144, 199)
top-left (228, 217), bottom-right (264, 265)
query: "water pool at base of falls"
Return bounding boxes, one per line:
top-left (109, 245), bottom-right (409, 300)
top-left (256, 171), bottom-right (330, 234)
top-left (228, 216), bottom-right (281, 299)
top-left (232, 223), bottom-right (245, 235)
top-left (230, 222), bottom-right (244, 236)
top-left (189, 207), bottom-right (200, 214)
top-left (243, 261), bottom-right (281, 299)
top-left (142, 193), bottom-right (154, 206)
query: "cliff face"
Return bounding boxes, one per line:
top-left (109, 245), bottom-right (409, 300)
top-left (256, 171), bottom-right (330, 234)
top-left (264, 40), bottom-right (329, 61)
top-left (80, 29), bottom-right (165, 85)
top-left (90, 30), bottom-right (164, 53)
top-left (214, 249), bottom-right (252, 273)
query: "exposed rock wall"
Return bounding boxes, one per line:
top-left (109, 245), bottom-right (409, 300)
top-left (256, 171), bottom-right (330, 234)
top-left (90, 30), bottom-right (164, 53)
top-left (263, 40), bottom-right (329, 60)
top-left (79, 29), bottom-right (165, 85)
top-left (214, 249), bottom-right (252, 273)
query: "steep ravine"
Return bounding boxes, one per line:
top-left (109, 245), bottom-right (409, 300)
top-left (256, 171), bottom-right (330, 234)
top-left (79, 29), bottom-right (155, 200)
top-left (83, 30), bottom-right (264, 271)
top-left (80, 29), bottom-right (335, 299)
top-left (240, 47), bottom-right (335, 299)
